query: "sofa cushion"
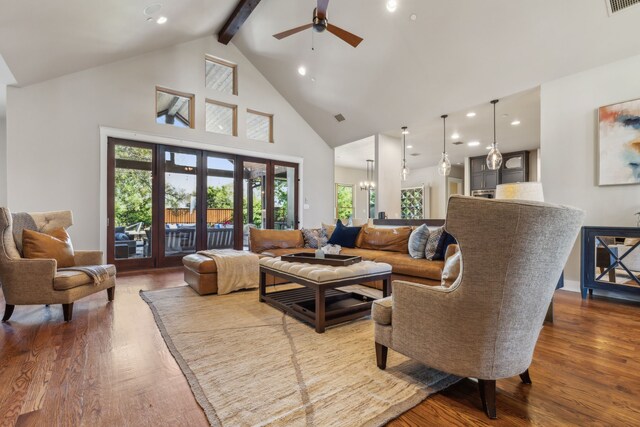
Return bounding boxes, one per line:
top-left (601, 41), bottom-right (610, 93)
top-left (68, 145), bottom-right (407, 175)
top-left (441, 250), bottom-right (462, 288)
top-left (372, 297), bottom-right (393, 325)
top-left (22, 228), bottom-right (76, 268)
top-left (376, 253), bottom-right (444, 280)
top-left (54, 264), bottom-right (116, 290)
top-left (327, 221), bottom-right (361, 248)
top-left (249, 228), bottom-right (304, 254)
top-left (302, 228), bottom-right (328, 249)
top-left (408, 224), bottom-right (430, 258)
top-left (357, 225), bottom-right (411, 253)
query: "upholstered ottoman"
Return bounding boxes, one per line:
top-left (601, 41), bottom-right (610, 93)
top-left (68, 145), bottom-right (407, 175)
top-left (183, 253), bottom-right (286, 295)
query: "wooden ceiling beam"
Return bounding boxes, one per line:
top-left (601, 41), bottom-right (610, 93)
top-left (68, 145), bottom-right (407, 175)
top-left (218, 0), bottom-right (262, 45)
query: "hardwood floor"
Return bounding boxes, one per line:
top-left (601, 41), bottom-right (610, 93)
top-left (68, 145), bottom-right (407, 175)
top-left (1, 270), bottom-right (640, 426)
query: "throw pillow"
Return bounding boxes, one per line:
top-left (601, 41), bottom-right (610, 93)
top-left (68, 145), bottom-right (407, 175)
top-left (327, 220), bottom-right (362, 248)
top-left (408, 224), bottom-right (430, 259)
top-left (441, 250), bottom-right (461, 288)
top-left (22, 228), bottom-right (75, 268)
top-left (433, 231), bottom-right (457, 261)
top-left (302, 228), bottom-right (328, 249)
top-left (424, 226), bottom-right (444, 260)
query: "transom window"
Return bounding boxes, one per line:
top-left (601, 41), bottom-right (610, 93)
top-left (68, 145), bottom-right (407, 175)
top-left (247, 109), bottom-right (274, 143)
top-left (156, 87), bottom-right (195, 129)
top-left (205, 55), bottom-right (237, 95)
top-left (206, 99), bottom-right (238, 136)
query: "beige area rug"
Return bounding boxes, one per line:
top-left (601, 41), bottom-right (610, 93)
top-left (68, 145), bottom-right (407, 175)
top-left (140, 286), bottom-right (459, 427)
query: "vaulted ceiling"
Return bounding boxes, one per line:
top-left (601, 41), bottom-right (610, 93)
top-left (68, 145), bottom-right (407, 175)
top-left (1, 0), bottom-right (640, 149)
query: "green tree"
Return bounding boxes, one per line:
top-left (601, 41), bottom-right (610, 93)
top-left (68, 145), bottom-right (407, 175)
top-left (336, 184), bottom-right (354, 221)
top-left (207, 184), bottom-right (234, 209)
top-left (115, 168), bottom-right (152, 227)
top-left (165, 183), bottom-right (192, 209)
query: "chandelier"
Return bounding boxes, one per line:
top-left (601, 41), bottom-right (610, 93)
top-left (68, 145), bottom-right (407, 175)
top-left (360, 159), bottom-right (376, 191)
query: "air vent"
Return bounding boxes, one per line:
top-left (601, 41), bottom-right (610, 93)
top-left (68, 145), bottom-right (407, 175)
top-left (334, 113), bottom-right (346, 122)
top-left (410, 153), bottom-right (421, 157)
top-left (607, 0), bottom-right (640, 15)
top-left (452, 141), bottom-right (464, 145)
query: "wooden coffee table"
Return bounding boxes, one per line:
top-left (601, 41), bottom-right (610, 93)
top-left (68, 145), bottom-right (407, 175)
top-left (259, 257), bottom-right (392, 333)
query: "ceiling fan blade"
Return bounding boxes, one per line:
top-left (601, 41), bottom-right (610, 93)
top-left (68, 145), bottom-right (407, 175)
top-left (326, 24), bottom-right (364, 48)
top-left (317, 0), bottom-right (330, 19)
top-left (273, 23), bottom-right (314, 40)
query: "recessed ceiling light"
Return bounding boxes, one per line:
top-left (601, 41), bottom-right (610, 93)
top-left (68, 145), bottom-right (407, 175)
top-left (298, 66), bottom-right (307, 76)
top-left (511, 120), bottom-right (521, 126)
top-left (156, 16), bottom-right (168, 24)
top-left (407, 145), bottom-right (413, 149)
top-left (451, 132), bottom-right (460, 139)
top-left (467, 141), bottom-right (480, 147)
top-left (466, 112), bottom-right (476, 118)
top-left (386, 0), bottom-right (398, 12)
top-left (485, 146), bottom-right (492, 150)
top-left (410, 13), bottom-right (417, 21)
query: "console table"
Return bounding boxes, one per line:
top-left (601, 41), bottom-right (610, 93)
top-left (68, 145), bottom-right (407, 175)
top-left (581, 226), bottom-right (640, 299)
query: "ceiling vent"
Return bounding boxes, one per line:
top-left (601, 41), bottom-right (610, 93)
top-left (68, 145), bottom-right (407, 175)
top-left (334, 113), bottom-right (346, 122)
top-left (452, 141), bottom-right (464, 145)
top-left (606, 0), bottom-right (640, 15)
top-left (410, 153), bottom-right (421, 157)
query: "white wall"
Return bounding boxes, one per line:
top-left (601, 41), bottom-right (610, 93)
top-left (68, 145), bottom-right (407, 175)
top-left (0, 117), bottom-right (6, 206)
top-left (334, 166), bottom-right (369, 220)
top-left (403, 165), bottom-right (464, 218)
top-left (541, 53), bottom-right (640, 291)
top-left (375, 134), bottom-right (402, 218)
top-left (6, 36), bottom-right (334, 250)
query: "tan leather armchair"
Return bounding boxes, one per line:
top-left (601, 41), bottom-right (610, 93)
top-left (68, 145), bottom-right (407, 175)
top-left (372, 196), bottom-right (584, 419)
top-left (0, 208), bottom-right (116, 322)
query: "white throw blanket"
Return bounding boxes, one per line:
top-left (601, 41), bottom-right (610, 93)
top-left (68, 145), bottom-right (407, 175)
top-left (197, 249), bottom-right (259, 295)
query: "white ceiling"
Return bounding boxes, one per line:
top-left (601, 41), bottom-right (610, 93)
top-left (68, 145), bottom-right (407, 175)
top-left (1, 0), bottom-right (640, 149)
top-left (233, 0), bottom-right (640, 147)
top-left (335, 136), bottom-right (375, 169)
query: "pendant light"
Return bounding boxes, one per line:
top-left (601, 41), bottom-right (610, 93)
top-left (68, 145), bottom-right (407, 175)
top-left (438, 114), bottom-right (451, 176)
top-left (487, 99), bottom-right (503, 170)
top-left (401, 126), bottom-right (409, 181)
top-left (360, 159), bottom-right (375, 191)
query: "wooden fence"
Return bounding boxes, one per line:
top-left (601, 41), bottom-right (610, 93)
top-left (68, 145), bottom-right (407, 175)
top-left (165, 208), bottom-right (234, 225)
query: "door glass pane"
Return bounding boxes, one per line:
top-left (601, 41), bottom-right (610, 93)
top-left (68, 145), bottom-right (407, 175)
top-left (274, 165), bottom-right (296, 230)
top-left (207, 156), bottom-right (235, 249)
top-left (164, 149), bottom-right (198, 257)
top-left (114, 145), bottom-right (153, 260)
top-left (242, 162), bottom-right (267, 248)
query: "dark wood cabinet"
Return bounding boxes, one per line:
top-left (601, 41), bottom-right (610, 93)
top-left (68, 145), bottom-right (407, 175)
top-left (470, 151), bottom-right (530, 190)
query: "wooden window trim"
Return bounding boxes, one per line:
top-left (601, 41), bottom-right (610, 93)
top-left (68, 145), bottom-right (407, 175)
top-left (205, 54), bottom-right (238, 96)
top-left (155, 86), bottom-right (196, 129)
top-left (247, 109), bottom-right (274, 143)
top-left (205, 99), bottom-right (238, 137)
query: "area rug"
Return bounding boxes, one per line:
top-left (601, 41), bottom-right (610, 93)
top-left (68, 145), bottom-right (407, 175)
top-left (140, 286), bottom-right (459, 427)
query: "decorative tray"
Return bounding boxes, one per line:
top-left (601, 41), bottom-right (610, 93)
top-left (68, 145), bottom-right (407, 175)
top-left (280, 253), bottom-right (362, 267)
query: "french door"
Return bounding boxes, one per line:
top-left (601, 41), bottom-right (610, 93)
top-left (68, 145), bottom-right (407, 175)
top-left (107, 138), bottom-right (299, 271)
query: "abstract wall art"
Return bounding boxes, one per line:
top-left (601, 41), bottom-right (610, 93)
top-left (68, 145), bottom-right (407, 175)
top-left (599, 98), bottom-right (640, 186)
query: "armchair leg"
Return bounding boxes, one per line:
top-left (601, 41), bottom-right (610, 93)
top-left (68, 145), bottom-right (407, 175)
top-left (2, 304), bottom-right (15, 322)
top-left (107, 286), bottom-right (115, 302)
top-left (519, 369), bottom-right (532, 384)
top-left (478, 379), bottom-right (497, 419)
top-left (62, 303), bottom-right (74, 322)
top-left (375, 342), bottom-right (388, 370)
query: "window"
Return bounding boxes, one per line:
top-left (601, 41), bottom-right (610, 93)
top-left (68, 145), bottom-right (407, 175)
top-left (247, 109), bottom-right (274, 143)
top-left (335, 184), bottom-right (354, 221)
top-left (156, 87), bottom-right (195, 129)
top-left (206, 99), bottom-right (237, 136)
top-left (205, 55), bottom-right (237, 95)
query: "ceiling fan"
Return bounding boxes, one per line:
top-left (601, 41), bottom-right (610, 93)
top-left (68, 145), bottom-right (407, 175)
top-left (272, 0), bottom-right (364, 48)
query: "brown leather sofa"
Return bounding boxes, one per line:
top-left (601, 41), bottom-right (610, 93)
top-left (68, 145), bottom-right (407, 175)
top-left (182, 226), bottom-right (456, 295)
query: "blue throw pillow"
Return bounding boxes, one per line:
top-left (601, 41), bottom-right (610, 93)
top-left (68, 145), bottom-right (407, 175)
top-left (115, 232), bottom-right (130, 241)
top-left (433, 231), bottom-right (457, 260)
top-left (327, 220), bottom-right (362, 248)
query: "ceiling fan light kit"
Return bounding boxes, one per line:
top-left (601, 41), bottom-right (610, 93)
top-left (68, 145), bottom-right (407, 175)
top-left (273, 0), bottom-right (364, 48)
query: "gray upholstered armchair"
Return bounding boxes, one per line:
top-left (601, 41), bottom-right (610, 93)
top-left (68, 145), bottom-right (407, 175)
top-left (372, 195), bottom-right (584, 419)
top-left (0, 208), bottom-right (116, 322)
